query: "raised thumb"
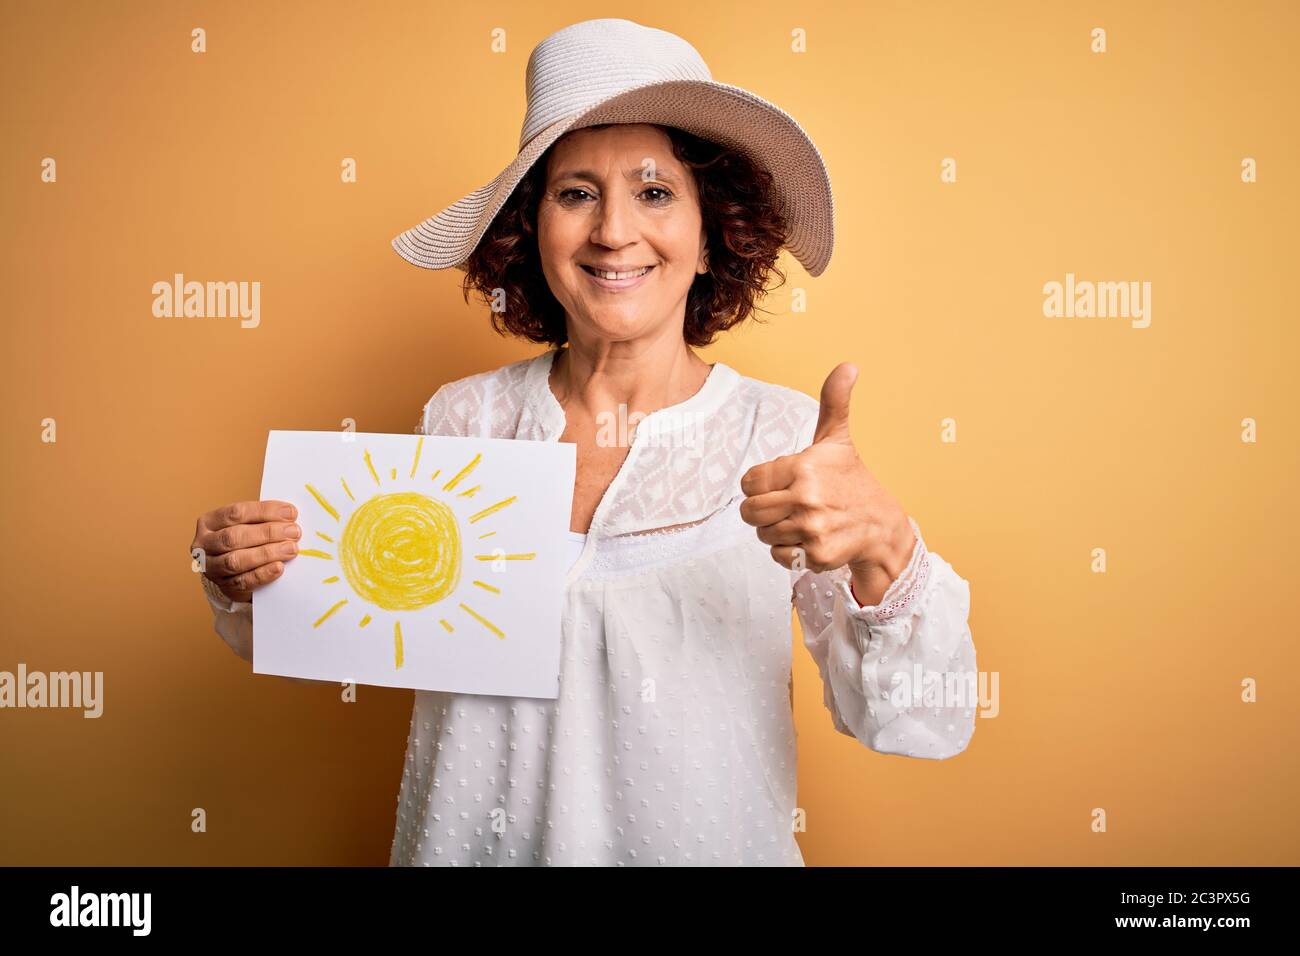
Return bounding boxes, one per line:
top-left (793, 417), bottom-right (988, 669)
top-left (812, 362), bottom-right (858, 445)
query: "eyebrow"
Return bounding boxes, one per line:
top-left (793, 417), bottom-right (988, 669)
top-left (551, 167), bottom-right (682, 186)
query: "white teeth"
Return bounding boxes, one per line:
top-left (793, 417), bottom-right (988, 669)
top-left (589, 266), bottom-right (650, 280)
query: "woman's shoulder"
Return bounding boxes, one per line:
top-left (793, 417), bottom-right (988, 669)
top-left (730, 368), bottom-right (821, 452)
top-left (733, 369), bottom-right (819, 415)
top-left (416, 352), bottom-right (545, 436)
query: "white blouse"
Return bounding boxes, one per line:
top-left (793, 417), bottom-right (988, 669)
top-left (202, 347), bottom-right (978, 866)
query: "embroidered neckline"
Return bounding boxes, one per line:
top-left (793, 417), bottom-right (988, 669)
top-left (522, 347), bottom-right (740, 443)
top-left (525, 346), bottom-right (742, 547)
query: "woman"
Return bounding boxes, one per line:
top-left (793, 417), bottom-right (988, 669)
top-left (192, 18), bottom-right (977, 866)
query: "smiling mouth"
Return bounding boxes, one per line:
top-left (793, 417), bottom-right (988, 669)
top-left (581, 265), bottom-right (654, 280)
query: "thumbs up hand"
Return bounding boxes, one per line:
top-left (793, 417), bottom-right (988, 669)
top-left (739, 362), bottom-right (916, 606)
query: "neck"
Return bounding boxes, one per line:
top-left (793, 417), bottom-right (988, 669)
top-left (550, 330), bottom-right (712, 423)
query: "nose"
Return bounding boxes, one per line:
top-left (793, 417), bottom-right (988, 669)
top-left (588, 189), bottom-right (637, 250)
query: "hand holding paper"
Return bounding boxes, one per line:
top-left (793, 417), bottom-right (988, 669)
top-left (193, 499), bottom-right (301, 603)
top-left (253, 431), bottom-right (576, 699)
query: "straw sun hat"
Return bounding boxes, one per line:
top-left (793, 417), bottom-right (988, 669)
top-left (390, 17), bottom-right (835, 277)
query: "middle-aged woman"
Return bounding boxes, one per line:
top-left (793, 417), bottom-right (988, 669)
top-left (192, 18), bottom-right (977, 866)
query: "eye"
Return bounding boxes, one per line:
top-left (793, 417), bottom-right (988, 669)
top-left (556, 186), bottom-right (674, 205)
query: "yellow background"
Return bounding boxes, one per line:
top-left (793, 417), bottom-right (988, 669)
top-left (1, 0), bottom-right (1296, 865)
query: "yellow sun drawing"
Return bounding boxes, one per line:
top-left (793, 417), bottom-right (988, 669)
top-left (295, 437), bottom-right (536, 670)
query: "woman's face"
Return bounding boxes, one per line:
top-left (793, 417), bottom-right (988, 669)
top-left (537, 124), bottom-right (708, 346)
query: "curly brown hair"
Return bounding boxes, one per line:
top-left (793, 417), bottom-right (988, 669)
top-left (460, 124), bottom-right (789, 348)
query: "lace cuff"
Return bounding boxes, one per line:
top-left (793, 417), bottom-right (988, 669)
top-left (840, 516), bottom-right (930, 625)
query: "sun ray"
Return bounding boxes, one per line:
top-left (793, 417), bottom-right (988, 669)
top-left (459, 602), bottom-right (504, 639)
top-left (457, 485), bottom-right (480, 498)
top-left (394, 621), bottom-right (404, 668)
top-left (316, 531), bottom-right (334, 543)
top-left (313, 599), bottom-right (348, 628)
top-left (359, 614), bottom-right (371, 628)
top-left (474, 552), bottom-right (535, 561)
top-left (299, 549), bottom-right (334, 560)
top-left (390, 467), bottom-right (397, 480)
top-left (439, 619), bottom-right (453, 633)
top-left (473, 580), bottom-right (501, 594)
top-left (468, 495), bottom-right (516, 524)
top-left (341, 478), bottom-right (355, 501)
top-left (304, 483), bottom-right (340, 521)
top-left (443, 453), bottom-right (481, 492)
top-left (478, 531), bottom-right (497, 539)
top-left (323, 575), bottom-right (339, 584)
top-left (364, 449), bottom-right (380, 486)
top-left (409, 436), bottom-right (424, 478)
top-left (429, 468), bottom-right (441, 482)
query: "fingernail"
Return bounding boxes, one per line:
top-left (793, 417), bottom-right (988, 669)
top-left (282, 505), bottom-right (296, 519)
top-left (286, 524), bottom-right (301, 539)
top-left (284, 541), bottom-right (298, 555)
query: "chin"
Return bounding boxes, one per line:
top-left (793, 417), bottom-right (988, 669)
top-left (581, 314), bottom-right (652, 341)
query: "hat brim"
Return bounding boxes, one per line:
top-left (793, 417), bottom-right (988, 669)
top-left (391, 79), bottom-right (834, 278)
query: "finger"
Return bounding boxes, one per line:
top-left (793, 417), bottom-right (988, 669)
top-left (740, 454), bottom-right (800, 497)
top-left (208, 540), bottom-right (299, 578)
top-left (754, 518), bottom-right (803, 547)
top-left (201, 521), bottom-right (301, 557)
top-left (811, 362), bottom-right (858, 446)
top-left (739, 489), bottom-right (795, 527)
top-left (769, 543), bottom-right (834, 574)
top-left (224, 561), bottom-right (285, 601)
top-left (201, 500), bottom-right (298, 532)
top-left (768, 544), bottom-right (804, 571)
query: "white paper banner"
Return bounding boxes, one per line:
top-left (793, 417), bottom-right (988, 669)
top-left (253, 430), bottom-right (576, 699)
